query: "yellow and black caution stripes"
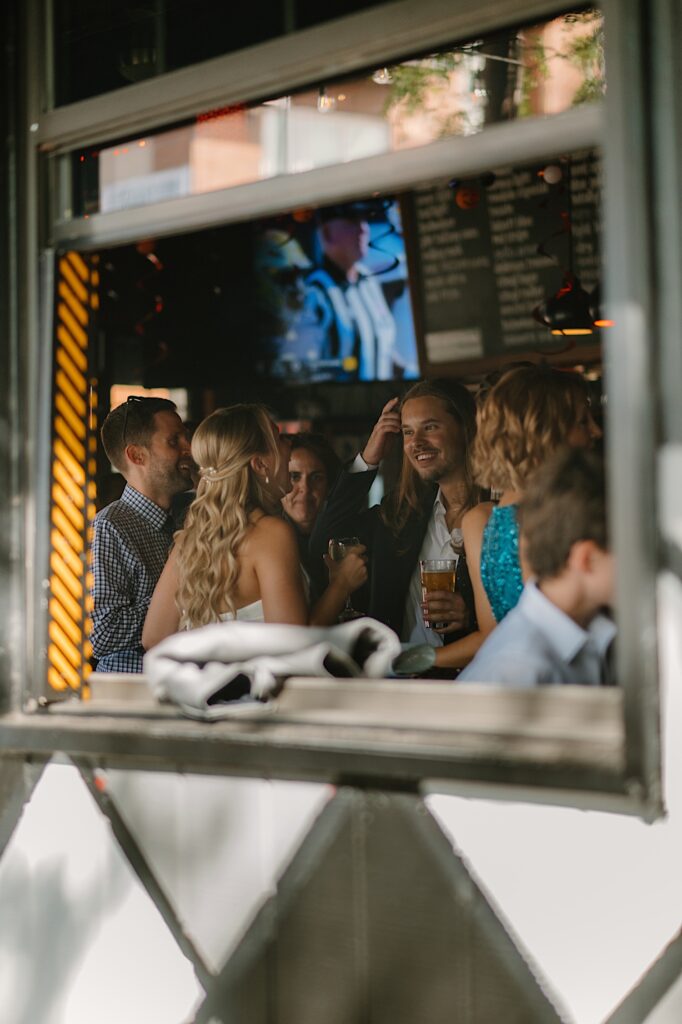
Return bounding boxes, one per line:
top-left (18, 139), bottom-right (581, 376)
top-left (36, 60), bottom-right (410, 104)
top-left (47, 251), bottom-right (99, 696)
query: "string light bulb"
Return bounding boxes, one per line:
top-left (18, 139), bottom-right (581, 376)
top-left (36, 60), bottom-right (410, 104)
top-left (541, 163), bottom-right (563, 185)
top-left (317, 87), bottom-right (336, 112)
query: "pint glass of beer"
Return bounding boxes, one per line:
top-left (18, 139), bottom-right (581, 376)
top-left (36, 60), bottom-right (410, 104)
top-left (420, 559), bottom-right (456, 630)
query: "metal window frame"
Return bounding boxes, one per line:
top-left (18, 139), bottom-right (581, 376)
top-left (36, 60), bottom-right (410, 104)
top-left (4, 0), bottom-right (665, 817)
top-left (38, 0), bottom-right (571, 153)
top-left (53, 104), bottom-right (602, 251)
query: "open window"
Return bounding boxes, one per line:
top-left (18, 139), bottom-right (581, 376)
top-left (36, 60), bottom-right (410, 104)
top-left (4, 0), bottom-right (668, 817)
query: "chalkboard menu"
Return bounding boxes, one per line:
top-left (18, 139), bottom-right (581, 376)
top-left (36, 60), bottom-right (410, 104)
top-left (408, 149), bottom-right (601, 365)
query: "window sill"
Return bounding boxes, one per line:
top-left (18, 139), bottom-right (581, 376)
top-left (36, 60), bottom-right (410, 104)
top-left (2, 677), bottom-right (626, 802)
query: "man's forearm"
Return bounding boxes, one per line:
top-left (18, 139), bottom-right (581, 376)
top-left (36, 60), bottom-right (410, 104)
top-left (91, 600), bottom-right (148, 657)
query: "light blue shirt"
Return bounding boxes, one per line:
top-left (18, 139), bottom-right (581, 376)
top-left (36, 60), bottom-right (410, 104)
top-left (458, 581), bottom-right (616, 687)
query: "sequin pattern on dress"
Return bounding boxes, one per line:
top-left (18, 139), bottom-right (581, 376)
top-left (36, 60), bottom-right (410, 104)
top-left (480, 503), bottom-right (523, 623)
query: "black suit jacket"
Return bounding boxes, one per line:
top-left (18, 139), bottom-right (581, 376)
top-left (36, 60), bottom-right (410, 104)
top-left (309, 467), bottom-right (476, 641)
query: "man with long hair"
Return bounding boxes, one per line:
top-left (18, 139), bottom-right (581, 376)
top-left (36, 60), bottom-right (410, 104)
top-left (309, 379), bottom-right (482, 670)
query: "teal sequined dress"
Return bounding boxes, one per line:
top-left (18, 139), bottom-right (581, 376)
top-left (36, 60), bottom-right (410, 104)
top-left (480, 504), bottom-right (523, 623)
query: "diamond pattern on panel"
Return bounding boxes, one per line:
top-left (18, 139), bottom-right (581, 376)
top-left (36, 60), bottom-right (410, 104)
top-left (0, 758), bottom-right (45, 854)
top-left (0, 761), bottom-right (202, 1024)
top-left (605, 925), bottom-right (682, 1024)
top-left (92, 768), bottom-right (332, 975)
top-left (195, 788), bottom-right (564, 1024)
top-left (76, 762), bottom-right (213, 990)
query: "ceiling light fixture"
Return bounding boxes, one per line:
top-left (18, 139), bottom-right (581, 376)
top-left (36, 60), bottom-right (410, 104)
top-left (588, 282), bottom-right (615, 328)
top-left (533, 273), bottom-right (594, 336)
top-left (372, 67), bottom-right (393, 85)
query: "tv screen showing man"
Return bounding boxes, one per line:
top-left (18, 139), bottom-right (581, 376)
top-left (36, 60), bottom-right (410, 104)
top-left (255, 198), bottom-right (420, 384)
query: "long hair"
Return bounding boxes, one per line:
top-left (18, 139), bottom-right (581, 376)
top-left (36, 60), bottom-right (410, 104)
top-left (174, 404), bottom-right (281, 628)
top-left (381, 378), bottom-right (479, 536)
top-left (472, 365), bottom-right (589, 492)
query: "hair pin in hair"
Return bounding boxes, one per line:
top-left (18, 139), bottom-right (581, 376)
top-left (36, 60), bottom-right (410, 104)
top-left (201, 465), bottom-right (218, 480)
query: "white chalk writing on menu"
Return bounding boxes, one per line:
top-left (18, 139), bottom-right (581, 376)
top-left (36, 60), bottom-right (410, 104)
top-left (411, 150), bottom-right (601, 363)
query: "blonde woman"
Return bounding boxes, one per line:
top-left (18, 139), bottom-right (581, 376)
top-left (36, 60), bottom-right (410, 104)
top-left (459, 364), bottom-right (601, 637)
top-left (142, 404), bottom-right (365, 648)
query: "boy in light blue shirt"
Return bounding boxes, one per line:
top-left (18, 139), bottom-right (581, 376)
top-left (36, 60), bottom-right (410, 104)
top-left (458, 448), bottom-right (615, 687)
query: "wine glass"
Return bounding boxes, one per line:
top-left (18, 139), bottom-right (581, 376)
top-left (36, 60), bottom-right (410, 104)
top-left (328, 536), bottom-right (364, 622)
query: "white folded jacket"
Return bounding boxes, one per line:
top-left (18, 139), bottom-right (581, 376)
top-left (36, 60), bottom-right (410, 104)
top-left (143, 617), bottom-right (401, 720)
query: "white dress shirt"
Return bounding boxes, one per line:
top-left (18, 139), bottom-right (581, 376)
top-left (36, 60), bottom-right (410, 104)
top-left (401, 494), bottom-right (462, 646)
top-left (458, 580), bottom-right (616, 687)
top-left (349, 456), bottom-right (461, 645)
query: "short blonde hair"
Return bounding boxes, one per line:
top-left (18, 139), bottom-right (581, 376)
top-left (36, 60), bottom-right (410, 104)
top-left (473, 365), bottom-right (589, 492)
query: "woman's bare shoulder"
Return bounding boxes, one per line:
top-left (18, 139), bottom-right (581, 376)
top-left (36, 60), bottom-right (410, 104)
top-left (250, 513), bottom-right (297, 546)
top-left (462, 502), bottom-right (495, 529)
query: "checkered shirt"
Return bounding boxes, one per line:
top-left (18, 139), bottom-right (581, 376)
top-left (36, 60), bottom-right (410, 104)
top-left (91, 484), bottom-right (175, 673)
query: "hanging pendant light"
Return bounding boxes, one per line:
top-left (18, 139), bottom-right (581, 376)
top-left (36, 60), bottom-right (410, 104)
top-left (532, 156), bottom-right (604, 337)
top-left (588, 282), bottom-right (615, 328)
top-left (533, 272), bottom-right (594, 336)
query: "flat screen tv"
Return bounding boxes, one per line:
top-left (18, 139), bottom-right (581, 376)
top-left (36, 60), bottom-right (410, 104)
top-left (99, 196), bottom-right (420, 391)
top-left (254, 196), bottom-right (420, 384)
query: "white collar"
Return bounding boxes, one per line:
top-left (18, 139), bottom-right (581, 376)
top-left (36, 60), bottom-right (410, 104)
top-left (432, 491), bottom-right (463, 538)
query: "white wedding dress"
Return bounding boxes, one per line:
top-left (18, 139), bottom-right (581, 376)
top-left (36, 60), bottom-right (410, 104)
top-left (219, 599), bottom-right (265, 623)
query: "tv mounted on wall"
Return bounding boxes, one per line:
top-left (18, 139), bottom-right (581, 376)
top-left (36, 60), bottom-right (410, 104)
top-left (99, 196), bottom-right (420, 390)
top-left (254, 196), bottom-right (420, 384)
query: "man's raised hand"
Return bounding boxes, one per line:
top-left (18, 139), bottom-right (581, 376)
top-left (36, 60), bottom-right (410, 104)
top-left (361, 397), bottom-right (401, 466)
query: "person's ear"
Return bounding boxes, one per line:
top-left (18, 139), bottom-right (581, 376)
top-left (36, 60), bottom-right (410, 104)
top-left (566, 538), bottom-right (599, 574)
top-left (124, 442), bottom-right (146, 467)
top-left (249, 455), bottom-right (270, 485)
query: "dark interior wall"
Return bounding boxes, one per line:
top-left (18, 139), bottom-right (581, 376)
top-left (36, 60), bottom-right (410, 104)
top-left (53, 0), bottom-right (394, 105)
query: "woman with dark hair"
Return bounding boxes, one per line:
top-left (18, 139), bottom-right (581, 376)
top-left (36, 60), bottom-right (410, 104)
top-left (309, 378), bottom-right (483, 670)
top-left (283, 434), bottom-right (342, 525)
top-left (281, 433), bottom-right (342, 594)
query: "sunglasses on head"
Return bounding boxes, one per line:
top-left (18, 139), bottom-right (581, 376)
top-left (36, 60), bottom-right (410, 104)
top-left (121, 395), bottom-right (152, 445)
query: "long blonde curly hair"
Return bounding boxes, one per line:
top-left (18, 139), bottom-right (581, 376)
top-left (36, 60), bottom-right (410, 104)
top-left (174, 404), bottom-right (281, 628)
top-left (473, 365), bottom-right (589, 492)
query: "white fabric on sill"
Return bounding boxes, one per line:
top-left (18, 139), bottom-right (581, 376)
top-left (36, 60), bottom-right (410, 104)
top-left (144, 617), bottom-right (401, 720)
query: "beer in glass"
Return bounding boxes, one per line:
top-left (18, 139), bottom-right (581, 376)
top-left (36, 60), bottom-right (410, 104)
top-left (420, 558), bottom-right (456, 630)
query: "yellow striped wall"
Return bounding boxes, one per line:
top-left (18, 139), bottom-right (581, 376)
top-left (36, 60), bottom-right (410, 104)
top-left (47, 251), bottom-right (99, 696)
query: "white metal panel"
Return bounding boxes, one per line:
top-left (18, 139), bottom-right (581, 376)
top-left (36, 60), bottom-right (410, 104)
top-left (427, 572), bottom-right (682, 1024)
top-left (0, 760), bottom-right (203, 1024)
top-left (100, 771), bottom-right (331, 972)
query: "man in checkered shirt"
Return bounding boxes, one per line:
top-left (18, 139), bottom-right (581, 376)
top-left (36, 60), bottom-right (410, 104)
top-left (91, 397), bottom-right (194, 672)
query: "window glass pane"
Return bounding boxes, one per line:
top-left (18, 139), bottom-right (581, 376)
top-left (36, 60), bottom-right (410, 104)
top-left (65, 11), bottom-right (605, 220)
top-left (53, 0), bottom-right (395, 107)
